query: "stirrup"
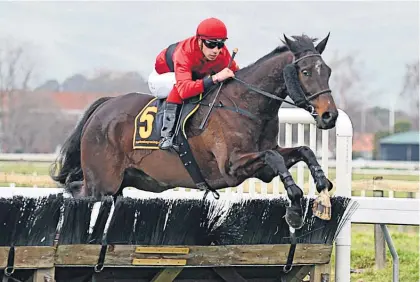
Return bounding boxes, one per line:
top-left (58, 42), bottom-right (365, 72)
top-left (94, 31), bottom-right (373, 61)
top-left (159, 137), bottom-right (172, 149)
top-left (159, 136), bottom-right (179, 152)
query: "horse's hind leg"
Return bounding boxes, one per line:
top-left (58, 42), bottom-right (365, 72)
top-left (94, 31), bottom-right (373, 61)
top-left (275, 146), bottom-right (333, 193)
top-left (84, 165), bottom-right (125, 200)
top-left (82, 148), bottom-right (126, 201)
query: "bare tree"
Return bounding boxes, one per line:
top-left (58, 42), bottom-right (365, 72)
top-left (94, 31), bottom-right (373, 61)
top-left (4, 91), bottom-right (74, 153)
top-left (327, 52), bottom-right (367, 134)
top-left (399, 61), bottom-right (419, 129)
top-left (0, 38), bottom-right (37, 151)
top-left (329, 52), bottom-right (363, 110)
top-left (0, 38), bottom-right (36, 94)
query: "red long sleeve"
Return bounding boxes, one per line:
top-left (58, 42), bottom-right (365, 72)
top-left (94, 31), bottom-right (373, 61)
top-left (173, 54), bottom-right (205, 100)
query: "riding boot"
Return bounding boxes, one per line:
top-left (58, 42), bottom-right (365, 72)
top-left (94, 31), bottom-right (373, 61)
top-left (159, 102), bottom-right (181, 150)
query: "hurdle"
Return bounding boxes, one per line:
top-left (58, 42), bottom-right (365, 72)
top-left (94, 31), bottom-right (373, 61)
top-left (0, 243), bottom-right (334, 282)
top-left (0, 191), bottom-right (356, 282)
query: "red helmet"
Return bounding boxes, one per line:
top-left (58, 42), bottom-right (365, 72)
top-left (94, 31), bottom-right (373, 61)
top-left (196, 17), bottom-right (228, 40)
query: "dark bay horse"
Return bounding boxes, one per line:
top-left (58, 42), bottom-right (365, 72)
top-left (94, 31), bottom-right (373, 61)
top-left (50, 34), bottom-right (338, 229)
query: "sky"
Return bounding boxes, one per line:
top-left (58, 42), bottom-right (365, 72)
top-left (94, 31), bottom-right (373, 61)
top-left (0, 1), bottom-right (418, 111)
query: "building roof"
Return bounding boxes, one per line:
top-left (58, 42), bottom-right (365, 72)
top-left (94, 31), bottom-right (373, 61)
top-left (353, 133), bottom-right (374, 152)
top-left (379, 131), bottom-right (419, 145)
top-left (50, 91), bottom-right (120, 111)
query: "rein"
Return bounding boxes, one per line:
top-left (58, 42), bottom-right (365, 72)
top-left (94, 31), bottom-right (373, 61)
top-left (195, 52), bottom-right (332, 121)
top-left (232, 53), bottom-right (332, 117)
top-left (233, 76), bottom-right (330, 117)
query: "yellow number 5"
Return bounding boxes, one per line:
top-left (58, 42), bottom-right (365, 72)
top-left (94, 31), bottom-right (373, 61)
top-left (139, 106), bottom-right (157, 139)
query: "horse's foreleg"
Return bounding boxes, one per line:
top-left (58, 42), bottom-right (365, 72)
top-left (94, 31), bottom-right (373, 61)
top-left (228, 149), bottom-right (304, 229)
top-left (275, 146), bottom-right (333, 193)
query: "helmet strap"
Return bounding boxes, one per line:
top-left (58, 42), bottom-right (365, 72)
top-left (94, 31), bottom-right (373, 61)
top-left (198, 40), bottom-right (210, 61)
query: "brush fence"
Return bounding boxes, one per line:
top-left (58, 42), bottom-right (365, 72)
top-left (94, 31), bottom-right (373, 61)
top-left (0, 191), bottom-right (355, 282)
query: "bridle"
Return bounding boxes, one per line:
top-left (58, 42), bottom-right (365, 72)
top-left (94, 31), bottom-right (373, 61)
top-left (233, 53), bottom-right (332, 117)
top-left (293, 54), bottom-right (332, 101)
top-left (195, 52), bottom-right (333, 123)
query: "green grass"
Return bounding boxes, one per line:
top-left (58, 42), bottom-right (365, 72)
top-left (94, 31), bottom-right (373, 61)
top-left (351, 190), bottom-right (417, 198)
top-left (330, 224), bottom-right (419, 282)
top-left (0, 161), bottom-right (52, 175)
top-left (0, 161), bottom-right (417, 181)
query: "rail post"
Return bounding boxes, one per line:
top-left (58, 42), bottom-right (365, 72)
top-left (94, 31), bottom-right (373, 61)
top-left (334, 109), bottom-right (353, 282)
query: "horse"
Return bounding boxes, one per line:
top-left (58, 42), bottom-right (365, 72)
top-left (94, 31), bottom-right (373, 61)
top-left (50, 33), bottom-right (338, 229)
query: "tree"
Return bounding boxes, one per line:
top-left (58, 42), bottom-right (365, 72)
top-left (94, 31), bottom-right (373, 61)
top-left (399, 61), bottom-right (419, 129)
top-left (40, 70), bottom-right (151, 94)
top-left (0, 38), bottom-right (36, 96)
top-left (34, 79), bottom-right (60, 92)
top-left (62, 74), bottom-right (88, 92)
top-left (3, 91), bottom-right (72, 153)
top-left (394, 120), bottom-right (411, 133)
top-left (0, 38), bottom-right (37, 151)
top-left (327, 51), bottom-right (377, 133)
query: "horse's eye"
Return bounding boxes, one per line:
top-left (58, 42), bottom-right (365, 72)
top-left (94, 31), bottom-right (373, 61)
top-left (302, 70), bottom-right (311, 77)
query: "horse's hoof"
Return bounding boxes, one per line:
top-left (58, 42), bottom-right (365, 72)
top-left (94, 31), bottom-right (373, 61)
top-left (285, 207), bottom-right (304, 229)
top-left (316, 177), bottom-right (334, 193)
top-left (326, 178), bottom-right (334, 191)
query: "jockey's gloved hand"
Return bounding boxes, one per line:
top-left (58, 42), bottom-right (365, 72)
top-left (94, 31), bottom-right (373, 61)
top-left (213, 67), bottom-right (235, 83)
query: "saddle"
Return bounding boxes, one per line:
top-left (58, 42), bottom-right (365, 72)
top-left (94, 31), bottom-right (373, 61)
top-left (133, 94), bottom-right (218, 198)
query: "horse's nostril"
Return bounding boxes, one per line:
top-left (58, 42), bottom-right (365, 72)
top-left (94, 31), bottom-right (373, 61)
top-left (322, 112), bottom-right (332, 123)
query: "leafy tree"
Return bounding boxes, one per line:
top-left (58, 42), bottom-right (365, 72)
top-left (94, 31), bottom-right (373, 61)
top-left (394, 120), bottom-right (412, 133)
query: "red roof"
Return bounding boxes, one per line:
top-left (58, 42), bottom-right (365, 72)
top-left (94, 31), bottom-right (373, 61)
top-left (50, 91), bottom-right (120, 111)
top-left (0, 90), bottom-right (122, 112)
top-left (353, 132), bottom-right (374, 152)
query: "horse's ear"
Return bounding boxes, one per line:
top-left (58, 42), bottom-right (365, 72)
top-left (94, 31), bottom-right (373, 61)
top-left (315, 32), bottom-right (330, 54)
top-left (283, 34), bottom-right (296, 52)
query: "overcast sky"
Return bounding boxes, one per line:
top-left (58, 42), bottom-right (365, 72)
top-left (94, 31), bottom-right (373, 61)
top-left (0, 1), bottom-right (418, 111)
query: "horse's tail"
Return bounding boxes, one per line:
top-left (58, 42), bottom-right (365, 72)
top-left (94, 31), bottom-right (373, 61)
top-left (50, 97), bottom-right (113, 192)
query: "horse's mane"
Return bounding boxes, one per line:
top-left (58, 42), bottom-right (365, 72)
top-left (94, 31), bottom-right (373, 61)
top-left (235, 34), bottom-right (318, 76)
top-left (235, 45), bottom-right (289, 75)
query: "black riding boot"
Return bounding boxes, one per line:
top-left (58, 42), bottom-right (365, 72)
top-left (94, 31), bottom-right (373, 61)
top-left (159, 102), bottom-right (181, 150)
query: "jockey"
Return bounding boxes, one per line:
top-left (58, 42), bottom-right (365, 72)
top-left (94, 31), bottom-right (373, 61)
top-left (148, 17), bottom-right (240, 150)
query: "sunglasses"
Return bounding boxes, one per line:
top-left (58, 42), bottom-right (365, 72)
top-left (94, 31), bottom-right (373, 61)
top-left (203, 39), bottom-right (225, 49)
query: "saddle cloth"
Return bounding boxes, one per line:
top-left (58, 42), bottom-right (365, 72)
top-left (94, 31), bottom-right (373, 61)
top-left (132, 96), bottom-right (201, 150)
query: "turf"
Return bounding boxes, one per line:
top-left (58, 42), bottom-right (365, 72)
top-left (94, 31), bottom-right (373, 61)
top-left (329, 224), bottom-right (419, 282)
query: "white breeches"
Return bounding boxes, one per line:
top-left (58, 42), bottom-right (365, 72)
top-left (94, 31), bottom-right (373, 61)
top-left (147, 69), bottom-right (176, 99)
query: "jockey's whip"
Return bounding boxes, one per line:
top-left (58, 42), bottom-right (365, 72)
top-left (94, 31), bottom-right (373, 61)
top-left (199, 48), bottom-right (238, 130)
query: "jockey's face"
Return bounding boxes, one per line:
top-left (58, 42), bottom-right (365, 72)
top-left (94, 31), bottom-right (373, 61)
top-left (199, 38), bottom-right (225, 61)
